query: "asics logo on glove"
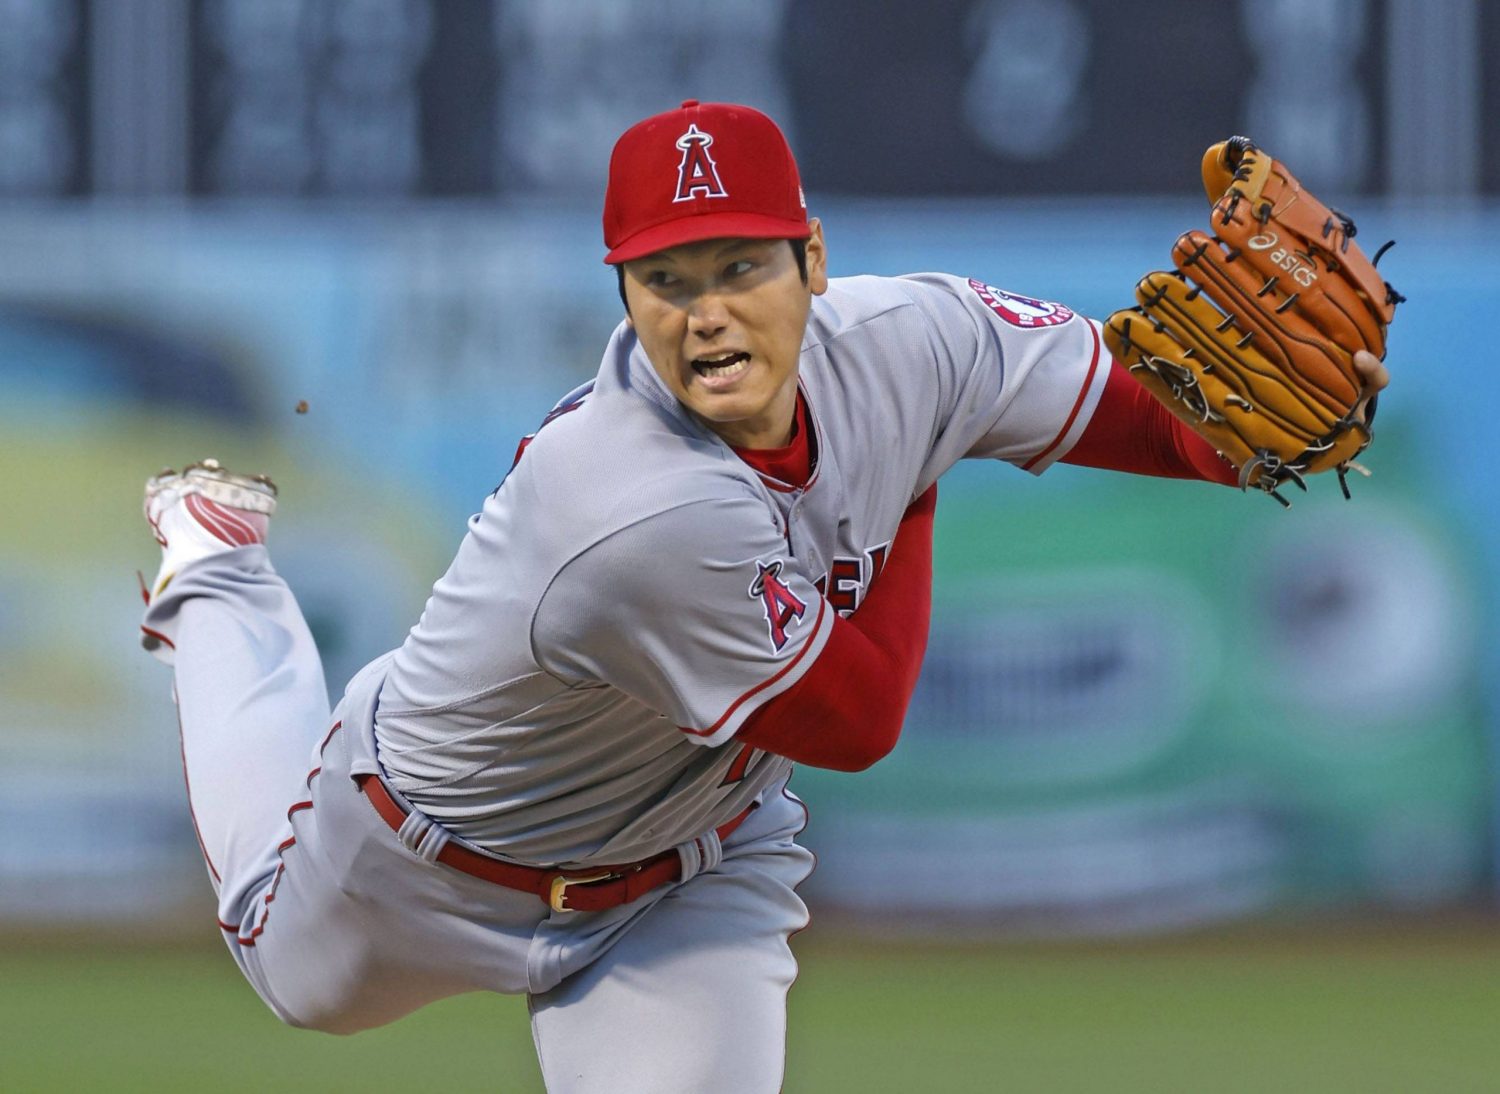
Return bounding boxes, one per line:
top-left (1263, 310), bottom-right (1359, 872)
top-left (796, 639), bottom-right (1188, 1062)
top-left (1247, 230), bottom-right (1318, 288)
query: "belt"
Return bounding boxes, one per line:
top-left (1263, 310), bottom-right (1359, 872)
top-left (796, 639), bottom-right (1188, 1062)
top-left (357, 774), bottom-right (755, 913)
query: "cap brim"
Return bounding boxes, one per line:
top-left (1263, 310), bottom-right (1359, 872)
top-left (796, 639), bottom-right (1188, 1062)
top-left (604, 212), bottom-right (812, 264)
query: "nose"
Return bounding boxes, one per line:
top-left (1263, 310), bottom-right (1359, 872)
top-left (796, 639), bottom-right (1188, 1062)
top-left (686, 290), bottom-right (729, 341)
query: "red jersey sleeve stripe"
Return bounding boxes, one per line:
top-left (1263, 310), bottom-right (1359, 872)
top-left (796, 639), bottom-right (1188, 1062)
top-left (679, 596), bottom-right (830, 739)
top-left (1021, 318), bottom-right (1103, 472)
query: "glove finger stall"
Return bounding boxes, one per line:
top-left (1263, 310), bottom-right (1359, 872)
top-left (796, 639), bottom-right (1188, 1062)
top-left (1132, 272), bottom-right (1342, 440)
top-left (1172, 229), bottom-right (1361, 412)
top-left (1103, 307), bottom-right (1267, 475)
top-left (1211, 200), bottom-right (1388, 358)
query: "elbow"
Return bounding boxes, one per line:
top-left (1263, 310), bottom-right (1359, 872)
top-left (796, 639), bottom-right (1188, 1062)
top-left (827, 728), bottom-right (899, 772)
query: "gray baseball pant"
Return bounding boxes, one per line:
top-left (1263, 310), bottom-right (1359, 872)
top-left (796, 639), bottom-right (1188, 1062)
top-left (143, 547), bottom-right (816, 1092)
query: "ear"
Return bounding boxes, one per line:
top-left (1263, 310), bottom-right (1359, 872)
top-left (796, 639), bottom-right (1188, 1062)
top-left (805, 219), bottom-right (829, 295)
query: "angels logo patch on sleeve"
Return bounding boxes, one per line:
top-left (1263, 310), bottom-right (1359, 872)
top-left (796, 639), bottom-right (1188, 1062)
top-left (968, 279), bottom-right (1074, 328)
top-left (749, 559), bottom-right (807, 652)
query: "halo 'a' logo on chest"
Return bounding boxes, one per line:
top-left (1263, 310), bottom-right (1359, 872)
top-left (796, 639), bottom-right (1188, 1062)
top-left (749, 559), bottom-right (806, 652)
top-left (674, 124), bottom-right (729, 203)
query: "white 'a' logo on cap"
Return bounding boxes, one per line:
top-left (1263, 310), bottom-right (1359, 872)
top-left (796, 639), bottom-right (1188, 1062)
top-left (673, 124), bottom-right (728, 203)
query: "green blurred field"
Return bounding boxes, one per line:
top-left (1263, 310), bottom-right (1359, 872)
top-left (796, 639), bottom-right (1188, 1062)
top-left (4, 918), bottom-right (1498, 1093)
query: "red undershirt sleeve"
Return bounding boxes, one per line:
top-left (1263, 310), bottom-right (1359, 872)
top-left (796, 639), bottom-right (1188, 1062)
top-left (733, 485), bottom-right (936, 772)
top-left (1062, 359), bottom-right (1239, 486)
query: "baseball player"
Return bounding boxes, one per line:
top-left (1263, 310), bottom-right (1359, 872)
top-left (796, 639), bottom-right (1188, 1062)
top-left (139, 101), bottom-right (1387, 1092)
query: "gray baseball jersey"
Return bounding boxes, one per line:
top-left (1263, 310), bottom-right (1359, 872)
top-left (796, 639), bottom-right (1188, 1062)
top-left (143, 269), bottom-right (1106, 1089)
top-left (375, 272), bottom-right (1107, 866)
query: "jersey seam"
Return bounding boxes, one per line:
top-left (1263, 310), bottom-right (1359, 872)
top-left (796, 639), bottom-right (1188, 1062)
top-left (915, 276), bottom-right (1013, 466)
top-left (375, 669), bottom-right (555, 719)
top-left (800, 289), bottom-right (917, 355)
top-left (527, 493), bottom-right (757, 693)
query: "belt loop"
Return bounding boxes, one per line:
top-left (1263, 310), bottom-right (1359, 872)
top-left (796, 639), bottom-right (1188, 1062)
top-left (697, 830), bottom-right (724, 874)
top-left (675, 836), bottom-right (703, 884)
top-left (675, 830), bottom-right (723, 886)
top-left (395, 806), bottom-right (451, 864)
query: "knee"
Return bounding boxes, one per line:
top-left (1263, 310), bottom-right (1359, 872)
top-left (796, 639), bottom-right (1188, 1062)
top-left (281, 1007), bottom-right (369, 1037)
top-left (266, 988), bottom-right (384, 1036)
top-left (244, 964), bottom-right (375, 1035)
top-left (263, 973), bottom-right (432, 1036)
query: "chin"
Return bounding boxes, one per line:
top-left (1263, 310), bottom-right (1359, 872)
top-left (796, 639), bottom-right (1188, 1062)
top-left (690, 392), bottom-right (762, 422)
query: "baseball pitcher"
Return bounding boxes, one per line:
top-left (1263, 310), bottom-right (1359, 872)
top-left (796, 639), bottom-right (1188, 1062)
top-left (138, 101), bottom-right (1392, 1092)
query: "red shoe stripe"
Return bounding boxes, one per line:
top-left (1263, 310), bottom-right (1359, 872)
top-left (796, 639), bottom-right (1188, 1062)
top-left (184, 494), bottom-right (241, 545)
top-left (186, 494), bottom-right (263, 546)
top-left (201, 496), bottom-right (262, 544)
top-left (198, 495), bottom-right (260, 545)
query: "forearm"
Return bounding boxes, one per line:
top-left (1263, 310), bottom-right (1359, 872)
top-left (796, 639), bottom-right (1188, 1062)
top-left (1062, 359), bottom-right (1238, 485)
top-left (734, 488), bottom-right (935, 771)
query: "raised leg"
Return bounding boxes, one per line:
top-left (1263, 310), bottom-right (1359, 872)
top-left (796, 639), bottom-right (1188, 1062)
top-left (140, 462), bottom-right (329, 943)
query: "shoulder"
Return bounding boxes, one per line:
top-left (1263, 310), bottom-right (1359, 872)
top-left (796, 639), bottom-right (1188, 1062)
top-left (500, 388), bottom-right (766, 552)
top-left (804, 275), bottom-right (922, 349)
top-left (805, 273), bottom-right (996, 349)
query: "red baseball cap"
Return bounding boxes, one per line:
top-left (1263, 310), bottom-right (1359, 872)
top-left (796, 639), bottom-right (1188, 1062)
top-left (602, 100), bottom-right (810, 264)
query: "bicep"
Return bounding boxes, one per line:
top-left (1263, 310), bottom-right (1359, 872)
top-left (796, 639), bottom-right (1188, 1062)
top-left (896, 276), bottom-right (1109, 481)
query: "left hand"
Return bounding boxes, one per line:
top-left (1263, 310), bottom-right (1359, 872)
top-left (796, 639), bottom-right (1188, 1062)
top-left (1351, 349), bottom-right (1389, 426)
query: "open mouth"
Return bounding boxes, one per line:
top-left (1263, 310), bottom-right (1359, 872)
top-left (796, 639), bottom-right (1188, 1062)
top-left (692, 352), bottom-right (750, 379)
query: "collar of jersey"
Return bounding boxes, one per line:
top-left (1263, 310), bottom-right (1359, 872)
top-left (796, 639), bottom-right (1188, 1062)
top-left (731, 384), bottom-right (820, 493)
top-left (618, 329), bottom-right (823, 493)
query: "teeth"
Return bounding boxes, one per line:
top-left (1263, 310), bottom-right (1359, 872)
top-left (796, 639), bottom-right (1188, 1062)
top-left (695, 352), bottom-right (748, 378)
top-left (700, 360), bottom-right (745, 378)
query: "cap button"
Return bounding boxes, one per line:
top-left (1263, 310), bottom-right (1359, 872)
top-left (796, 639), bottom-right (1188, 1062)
top-left (680, 99), bottom-right (699, 109)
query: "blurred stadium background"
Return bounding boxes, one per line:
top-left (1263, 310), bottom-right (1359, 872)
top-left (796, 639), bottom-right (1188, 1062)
top-left (2, 0), bottom-right (1497, 1089)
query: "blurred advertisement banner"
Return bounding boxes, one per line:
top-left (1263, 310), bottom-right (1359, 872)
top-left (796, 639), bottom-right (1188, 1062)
top-left (0, 203), bottom-right (1491, 931)
top-left (797, 480), bottom-right (1486, 934)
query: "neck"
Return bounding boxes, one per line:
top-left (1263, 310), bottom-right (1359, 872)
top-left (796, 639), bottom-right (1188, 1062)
top-left (701, 381), bottom-right (800, 450)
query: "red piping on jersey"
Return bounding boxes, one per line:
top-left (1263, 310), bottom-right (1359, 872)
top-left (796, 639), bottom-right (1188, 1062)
top-left (219, 720), bottom-right (344, 947)
top-left (175, 691), bottom-right (220, 884)
top-left (757, 476), bottom-right (799, 495)
top-left (141, 625), bottom-right (175, 650)
top-left (1022, 318), bottom-right (1103, 472)
top-left (679, 596), bottom-right (829, 739)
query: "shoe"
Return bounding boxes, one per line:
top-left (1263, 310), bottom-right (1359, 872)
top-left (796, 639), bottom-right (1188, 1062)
top-left (141, 458), bottom-right (278, 607)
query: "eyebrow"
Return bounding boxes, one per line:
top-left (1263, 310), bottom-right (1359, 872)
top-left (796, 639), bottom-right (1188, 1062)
top-left (713, 238), bottom-right (776, 260)
top-left (645, 239), bottom-right (770, 268)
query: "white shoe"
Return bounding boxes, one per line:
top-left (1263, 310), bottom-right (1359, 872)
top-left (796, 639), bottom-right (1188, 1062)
top-left (141, 458), bottom-right (278, 608)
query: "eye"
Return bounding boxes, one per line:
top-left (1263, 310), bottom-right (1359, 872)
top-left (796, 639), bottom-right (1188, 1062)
top-left (724, 259), bottom-right (754, 278)
top-left (645, 269), bottom-right (680, 288)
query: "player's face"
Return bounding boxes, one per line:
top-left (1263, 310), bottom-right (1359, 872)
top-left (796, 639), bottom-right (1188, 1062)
top-left (622, 222), bottom-right (828, 449)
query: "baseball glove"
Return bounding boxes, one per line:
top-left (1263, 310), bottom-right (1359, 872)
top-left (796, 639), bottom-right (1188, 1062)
top-left (1103, 137), bottom-right (1404, 505)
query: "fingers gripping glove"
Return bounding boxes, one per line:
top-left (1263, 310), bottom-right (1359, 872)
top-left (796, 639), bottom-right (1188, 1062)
top-left (1103, 137), bottom-right (1405, 506)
